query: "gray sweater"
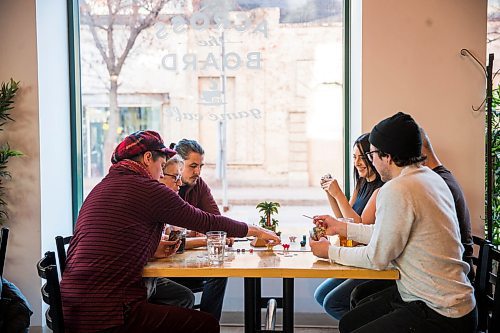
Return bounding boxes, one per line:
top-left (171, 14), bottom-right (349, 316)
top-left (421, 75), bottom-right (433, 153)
top-left (328, 165), bottom-right (475, 318)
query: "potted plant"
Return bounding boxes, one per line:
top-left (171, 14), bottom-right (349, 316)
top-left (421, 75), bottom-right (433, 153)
top-left (0, 79), bottom-right (23, 224)
top-left (256, 201), bottom-right (281, 235)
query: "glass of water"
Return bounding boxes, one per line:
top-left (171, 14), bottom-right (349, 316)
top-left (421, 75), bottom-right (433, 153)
top-left (206, 231), bottom-right (227, 265)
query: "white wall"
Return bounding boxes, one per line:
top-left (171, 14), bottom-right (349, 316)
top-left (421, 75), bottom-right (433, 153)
top-left (0, 0), bottom-right (73, 326)
top-left (36, 0), bottom-right (73, 253)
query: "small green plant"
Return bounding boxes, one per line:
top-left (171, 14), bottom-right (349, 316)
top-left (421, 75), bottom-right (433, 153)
top-left (256, 201), bottom-right (280, 234)
top-left (0, 79), bottom-right (23, 223)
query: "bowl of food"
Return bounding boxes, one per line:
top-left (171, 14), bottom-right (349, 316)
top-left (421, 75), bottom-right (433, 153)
top-left (309, 226), bottom-right (327, 241)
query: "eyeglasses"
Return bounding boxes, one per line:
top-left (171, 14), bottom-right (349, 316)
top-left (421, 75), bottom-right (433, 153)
top-left (164, 173), bottom-right (182, 182)
top-left (364, 150), bottom-right (380, 162)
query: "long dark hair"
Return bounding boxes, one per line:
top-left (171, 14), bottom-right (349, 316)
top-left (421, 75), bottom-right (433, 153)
top-left (353, 133), bottom-right (381, 186)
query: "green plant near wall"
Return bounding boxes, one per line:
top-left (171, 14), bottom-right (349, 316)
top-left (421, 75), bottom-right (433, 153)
top-left (0, 79), bottom-right (23, 224)
top-left (490, 85), bottom-right (500, 246)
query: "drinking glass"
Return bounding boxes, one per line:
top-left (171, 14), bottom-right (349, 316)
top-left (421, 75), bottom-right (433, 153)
top-left (337, 217), bottom-right (354, 247)
top-left (206, 231), bottom-right (227, 265)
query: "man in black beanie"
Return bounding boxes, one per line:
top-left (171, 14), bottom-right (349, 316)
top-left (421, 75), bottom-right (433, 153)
top-left (309, 112), bottom-right (477, 333)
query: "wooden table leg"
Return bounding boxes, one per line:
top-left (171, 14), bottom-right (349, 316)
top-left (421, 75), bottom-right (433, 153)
top-left (283, 278), bottom-right (294, 333)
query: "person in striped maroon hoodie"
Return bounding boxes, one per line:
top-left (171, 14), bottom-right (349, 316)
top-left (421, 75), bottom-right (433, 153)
top-left (60, 130), bottom-right (280, 333)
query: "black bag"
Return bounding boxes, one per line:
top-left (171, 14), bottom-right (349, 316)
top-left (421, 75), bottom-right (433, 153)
top-left (0, 277), bottom-right (33, 333)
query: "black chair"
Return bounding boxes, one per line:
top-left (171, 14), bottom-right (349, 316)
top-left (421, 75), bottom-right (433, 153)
top-left (480, 243), bottom-right (500, 332)
top-left (55, 236), bottom-right (72, 274)
top-left (473, 236), bottom-right (500, 333)
top-left (0, 227), bottom-right (9, 277)
top-left (37, 251), bottom-right (64, 333)
top-left (0, 227), bottom-right (9, 326)
top-left (473, 236), bottom-right (490, 331)
top-left (487, 245), bottom-right (500, 331)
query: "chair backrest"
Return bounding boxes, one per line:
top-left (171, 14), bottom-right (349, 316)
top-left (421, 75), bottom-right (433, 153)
top-left (485, 244), bottom-right (500, 331)
top-left (471, 235), bottom-right (487, 282)
top-left (37, 251), bottom-right (64, 333)
top-left (55, 236), bottom-right (72, 274)
top-left (473, 236), bottom-right (491, 331)
top-left (0, 227), bottom-right (9, 277)
top-left (473, 237), bottom-right (500, 333)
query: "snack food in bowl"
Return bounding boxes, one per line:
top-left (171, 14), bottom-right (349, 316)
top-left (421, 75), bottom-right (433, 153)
top-left (309, 226), bottom-right (327, 241)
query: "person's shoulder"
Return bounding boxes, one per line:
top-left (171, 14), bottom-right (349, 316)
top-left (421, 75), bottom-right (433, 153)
top-left (381, 167), bottom-right (425, 193)
top-left (122, 173), bottom-right (174, 196)
top-left (432, 165), bottom-right (451, 176)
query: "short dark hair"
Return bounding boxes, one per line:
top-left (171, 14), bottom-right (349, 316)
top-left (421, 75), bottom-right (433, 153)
top-left (171, 139), bottom-right (204, 160)
top-left (378, 150), bottom-right (427, 167)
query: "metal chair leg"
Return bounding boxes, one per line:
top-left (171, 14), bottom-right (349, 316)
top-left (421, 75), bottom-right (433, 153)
top-left (264, 298), bottom-right (277, 331)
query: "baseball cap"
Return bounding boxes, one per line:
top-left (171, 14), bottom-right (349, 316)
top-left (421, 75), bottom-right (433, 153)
top-left (111, 130), bottom-right (176, 164)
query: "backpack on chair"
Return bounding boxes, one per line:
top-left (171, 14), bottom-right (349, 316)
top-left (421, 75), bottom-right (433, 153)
top-left (0, 277), bottom-right (33, 333)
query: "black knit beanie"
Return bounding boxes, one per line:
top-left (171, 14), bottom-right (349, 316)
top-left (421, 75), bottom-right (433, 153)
top-left (368, 112), bottom-right (421, 159)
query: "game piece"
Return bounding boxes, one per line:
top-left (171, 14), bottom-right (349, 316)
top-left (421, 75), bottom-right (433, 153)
top-left (237, 248), bottom-right (241, 253)
top-left (250, 237), bottom-right (267, 247)
top-left (242, 248), bottom-right (246, 253)
top-left (289, 236), bottom-right (297, 242)
top-left (249, 249), bottom-right (253, 254)
top-left (300, 235), bottom-right (307, 247)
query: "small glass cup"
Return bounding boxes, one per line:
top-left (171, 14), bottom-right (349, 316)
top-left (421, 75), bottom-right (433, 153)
top-left (206, 231), bottom-right (227, 265)
top-left (337, 217), bottom-right (354, 247)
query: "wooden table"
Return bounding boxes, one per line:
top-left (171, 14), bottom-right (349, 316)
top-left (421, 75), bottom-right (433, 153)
top-left (143, 242), bottom-right (399, 333)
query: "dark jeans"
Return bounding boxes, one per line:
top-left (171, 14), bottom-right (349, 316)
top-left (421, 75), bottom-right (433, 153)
top-left (314, 278), bottom-right (370, 319)
top-left (350, 279), bottom-right (396, 309)
top-left (171, 277), bottom-right (228, 320)
top-left (340, 285), bottom-right (477, 333)
top-left (103, 301), bottom-right (219, 333)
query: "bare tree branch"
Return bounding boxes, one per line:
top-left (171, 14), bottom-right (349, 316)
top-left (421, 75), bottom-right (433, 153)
top-left (115, 0), bottom-right (169, 73)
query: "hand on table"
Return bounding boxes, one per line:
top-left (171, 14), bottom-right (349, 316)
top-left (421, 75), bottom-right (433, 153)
top-left (186, 230), bottom-right (205, 238)
top-left (153, 239), bottom-right (181, 259)
top-left (312, 215), bottom-right (348, 237)
top-left (247, 225), bottom-right (281, 246)
top-left (226, 237), bottom-right (235, 247)
top-left (309, 237), bottom-right (331, 259)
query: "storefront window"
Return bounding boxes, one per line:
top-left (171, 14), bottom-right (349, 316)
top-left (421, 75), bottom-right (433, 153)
top-left (78, 0), bottom-right (345, 223)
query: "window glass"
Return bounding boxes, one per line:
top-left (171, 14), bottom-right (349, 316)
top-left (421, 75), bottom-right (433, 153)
top-left (79, 0), bottom-right (345, 230)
